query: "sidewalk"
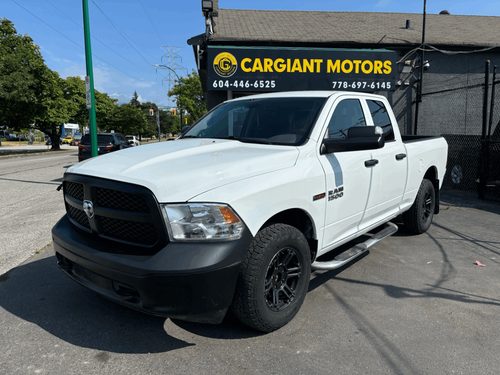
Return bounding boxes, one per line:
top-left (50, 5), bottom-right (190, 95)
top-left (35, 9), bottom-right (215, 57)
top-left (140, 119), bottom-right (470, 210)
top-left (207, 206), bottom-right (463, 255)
top-left (0, 143), bottom-right (74, 154)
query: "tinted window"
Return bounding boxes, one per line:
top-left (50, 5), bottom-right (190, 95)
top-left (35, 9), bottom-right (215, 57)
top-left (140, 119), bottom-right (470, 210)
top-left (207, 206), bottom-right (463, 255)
top-left (327, 99), bottom-right (366, 139)
top-left (81, 135), bottom-right (114, 144)
top-left (367, 100), bottom-right (394, 141)
top-left (115, 134), bottom-right (127, 144)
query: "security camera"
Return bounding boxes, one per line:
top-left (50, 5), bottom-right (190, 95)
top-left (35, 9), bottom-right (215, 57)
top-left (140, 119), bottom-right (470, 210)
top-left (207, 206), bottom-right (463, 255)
top-left (423, 61), bottom-right (430, 70)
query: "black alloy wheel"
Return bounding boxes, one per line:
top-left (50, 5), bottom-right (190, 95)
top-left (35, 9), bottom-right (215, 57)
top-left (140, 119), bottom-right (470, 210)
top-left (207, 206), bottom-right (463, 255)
top-left (264, 247), bottom-right (302, 312)
top-left (403, 179), bottom-right (436, 234)
top-left (232, 223), bottom-right (311, 332)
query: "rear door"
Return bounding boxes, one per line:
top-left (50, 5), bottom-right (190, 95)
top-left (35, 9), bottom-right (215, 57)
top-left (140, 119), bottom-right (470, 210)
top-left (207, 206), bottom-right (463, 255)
top-left (359, 98), bottom-right (407, 230)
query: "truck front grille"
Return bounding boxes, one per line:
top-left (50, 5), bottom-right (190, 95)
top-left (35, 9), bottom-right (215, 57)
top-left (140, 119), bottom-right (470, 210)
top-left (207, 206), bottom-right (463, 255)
top-left (100, 216), bottom-right (157, 246)
top-left (67, 205), bottom-right (90, 229)
top-left (63, 175), bottom-right (168, 254)
top-left (96, 187), bottom-right (150, 213)
top-left (65, 181), bottom-right (84, 201)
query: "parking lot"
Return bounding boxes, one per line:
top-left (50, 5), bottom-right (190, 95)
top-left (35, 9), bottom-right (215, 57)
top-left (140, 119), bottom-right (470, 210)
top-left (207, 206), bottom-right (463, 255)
top-left (1, 190), bottom-right (499, 374)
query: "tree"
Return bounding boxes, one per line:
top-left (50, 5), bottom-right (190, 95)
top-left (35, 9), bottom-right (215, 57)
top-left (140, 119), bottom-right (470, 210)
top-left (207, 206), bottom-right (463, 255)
top-left (0, 19), bottom-right (60, 135)
top-left (168, 70), bottom-right (207, 126)
top-left (32, 71), bottom-right (72, 150)
top-left (108, 104), bottom-right (147, 136)
top-left (130, 91), bottom-right (140, 106)
top-left (61, 76), bottom-right (117, 132)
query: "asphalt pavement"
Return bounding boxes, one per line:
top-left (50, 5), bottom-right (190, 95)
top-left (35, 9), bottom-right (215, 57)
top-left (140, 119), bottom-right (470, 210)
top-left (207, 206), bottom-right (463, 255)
top-left (1, 191), bottom-right (499, 374)
top-left (0, 151), bottom-right (77, 276)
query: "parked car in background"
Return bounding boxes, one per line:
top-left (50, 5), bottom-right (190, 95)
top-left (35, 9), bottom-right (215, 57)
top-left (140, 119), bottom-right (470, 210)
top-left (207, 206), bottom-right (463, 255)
top-left (78, 133), bottom-right (131, 161)
top-left (70, 134), bottom-right (82, 146)
top-left (61, 136), bottom-right (73, 144)
top-left (126, 135), bottom-right (141, 146)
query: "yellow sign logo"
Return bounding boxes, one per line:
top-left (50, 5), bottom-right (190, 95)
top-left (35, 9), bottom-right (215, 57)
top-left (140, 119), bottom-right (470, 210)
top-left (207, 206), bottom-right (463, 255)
top-left (214, 52), bottom-right (238, 77)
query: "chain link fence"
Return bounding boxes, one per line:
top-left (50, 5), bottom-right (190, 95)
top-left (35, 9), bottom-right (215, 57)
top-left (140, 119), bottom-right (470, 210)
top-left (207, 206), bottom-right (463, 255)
top-left (414, 61), bottom-right (500, 202)
top-left (483, 71), bottom-right (500, 201)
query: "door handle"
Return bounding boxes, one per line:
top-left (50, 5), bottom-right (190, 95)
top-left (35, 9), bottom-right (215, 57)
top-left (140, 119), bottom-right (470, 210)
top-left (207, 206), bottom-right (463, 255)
top-left (395, 153), bottom-right (407, 160)
top-left (364, 159), bottom-right (379, 167)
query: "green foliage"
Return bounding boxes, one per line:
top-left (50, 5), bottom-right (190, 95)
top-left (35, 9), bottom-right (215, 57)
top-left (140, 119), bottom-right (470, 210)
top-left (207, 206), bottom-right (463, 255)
top-left (61, 76), bottom-right (117, 131)
top-left (0, 18), bottom-right (185, 148)
top-left (168, 70), bottom-right (207, 124)
top-left (0, 18), bottom-right (60, 132)
top-left (107, 104), bottom-right (148, 136)
top-left (130, 91), bottom-right (140, 106)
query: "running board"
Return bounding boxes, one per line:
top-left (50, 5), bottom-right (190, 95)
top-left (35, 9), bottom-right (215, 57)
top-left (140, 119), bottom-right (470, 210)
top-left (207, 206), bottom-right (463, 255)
top-left (311, 222), bottom-right (398, 271)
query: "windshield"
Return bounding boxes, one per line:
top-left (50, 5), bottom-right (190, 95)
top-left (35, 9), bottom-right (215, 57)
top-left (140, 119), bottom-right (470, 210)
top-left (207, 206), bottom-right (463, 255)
top-left (182, 97), bottom-right (327, 145)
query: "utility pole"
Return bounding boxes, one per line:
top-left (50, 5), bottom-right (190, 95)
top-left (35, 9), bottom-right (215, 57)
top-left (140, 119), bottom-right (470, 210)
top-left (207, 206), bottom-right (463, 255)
top-left (414, 0), bottom-right (427, 135)
top-left (156, 110), bottom-right (161, 142)
top-left (82, 0), bottom-right (98, 157)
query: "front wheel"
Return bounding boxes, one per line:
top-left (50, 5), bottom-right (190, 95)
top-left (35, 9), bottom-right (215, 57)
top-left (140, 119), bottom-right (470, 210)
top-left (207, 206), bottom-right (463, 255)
top-left (403, 179), bottom-right (436, 234)
top-left (231, 224), bottom-right (311, 332)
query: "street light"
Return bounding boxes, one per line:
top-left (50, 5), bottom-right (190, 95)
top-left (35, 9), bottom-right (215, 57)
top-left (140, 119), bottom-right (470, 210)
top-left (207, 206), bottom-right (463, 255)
top-left (153, 64), bottom-right (183, 133)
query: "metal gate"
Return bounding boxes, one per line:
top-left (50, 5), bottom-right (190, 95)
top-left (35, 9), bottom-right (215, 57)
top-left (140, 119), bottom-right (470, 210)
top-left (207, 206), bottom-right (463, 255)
top-left (417, 61), bottom-right (500, 202)
top-left (480, 64), bottom-right (500, 201)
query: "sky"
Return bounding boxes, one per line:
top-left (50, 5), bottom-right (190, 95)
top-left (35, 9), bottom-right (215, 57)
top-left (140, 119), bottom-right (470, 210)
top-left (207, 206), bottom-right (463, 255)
top-left (4, 0), bottom-right (500, 106)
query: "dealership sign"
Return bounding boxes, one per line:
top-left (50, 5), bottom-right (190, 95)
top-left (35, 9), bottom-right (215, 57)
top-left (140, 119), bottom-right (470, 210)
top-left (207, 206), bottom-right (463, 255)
top-left (207, 46), bottom-right (397, 92)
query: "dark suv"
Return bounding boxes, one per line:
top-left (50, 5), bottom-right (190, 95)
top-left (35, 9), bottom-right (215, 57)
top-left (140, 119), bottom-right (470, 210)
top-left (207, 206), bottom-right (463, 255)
top-left (78, 133), bottom-right (131, 161)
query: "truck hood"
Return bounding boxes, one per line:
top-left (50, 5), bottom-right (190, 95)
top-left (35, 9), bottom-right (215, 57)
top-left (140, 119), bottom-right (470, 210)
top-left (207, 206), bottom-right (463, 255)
top-left (67, 139), bottom-right (299, 202)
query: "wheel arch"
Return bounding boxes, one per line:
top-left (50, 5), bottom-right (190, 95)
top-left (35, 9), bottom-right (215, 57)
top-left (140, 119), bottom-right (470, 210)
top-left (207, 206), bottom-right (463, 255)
top-left (261, 208), bottom-right (318, 262)
top-left (424, 166), bottom-right (440, 214)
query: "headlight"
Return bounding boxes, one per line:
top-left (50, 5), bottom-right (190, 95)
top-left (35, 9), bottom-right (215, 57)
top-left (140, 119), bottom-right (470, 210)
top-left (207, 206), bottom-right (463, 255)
top-left (162, 203), bottom-right (245, 241)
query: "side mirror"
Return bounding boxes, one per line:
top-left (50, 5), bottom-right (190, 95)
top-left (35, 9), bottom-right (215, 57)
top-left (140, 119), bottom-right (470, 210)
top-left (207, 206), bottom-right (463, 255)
top-left (321, 126), bottom-right (385, 154)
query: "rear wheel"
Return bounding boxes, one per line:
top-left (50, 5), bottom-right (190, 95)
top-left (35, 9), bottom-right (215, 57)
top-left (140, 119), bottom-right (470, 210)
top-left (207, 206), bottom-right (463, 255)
top-left (403, 179), bottom-right (435, 234)
top-left (232, 223), bottom-right (311, 332)
top-left (450, 164), bottom-right (464, 184)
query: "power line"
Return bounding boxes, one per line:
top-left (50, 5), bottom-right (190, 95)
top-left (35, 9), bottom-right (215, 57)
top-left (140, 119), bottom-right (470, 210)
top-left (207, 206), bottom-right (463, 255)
top-left (91, 0), bottom-right (158, 65)
top-left (45, 0), bottom-right (151, 74)
top-left (137, 0), bottom-right (168, 46)
top-left (11, 0), bottom-right (145, 82)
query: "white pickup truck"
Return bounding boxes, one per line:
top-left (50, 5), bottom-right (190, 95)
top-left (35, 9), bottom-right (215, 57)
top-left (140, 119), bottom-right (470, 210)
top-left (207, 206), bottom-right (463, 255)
top-left (53, 91), bottom-right (448, 332)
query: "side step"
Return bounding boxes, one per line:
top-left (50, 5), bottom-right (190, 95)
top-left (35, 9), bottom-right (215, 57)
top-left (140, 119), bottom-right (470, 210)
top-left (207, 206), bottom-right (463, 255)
top-left (311, 222), bottom-right (398, 271)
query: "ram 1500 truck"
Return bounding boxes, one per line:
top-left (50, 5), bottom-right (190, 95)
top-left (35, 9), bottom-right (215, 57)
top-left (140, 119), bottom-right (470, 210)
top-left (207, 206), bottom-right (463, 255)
top-left (52, 91), bottom-right (448, 332)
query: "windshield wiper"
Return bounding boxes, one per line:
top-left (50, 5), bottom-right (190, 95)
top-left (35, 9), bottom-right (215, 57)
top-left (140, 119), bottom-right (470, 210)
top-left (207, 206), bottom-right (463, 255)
top-left (178, 135), bottom-right (199, 139)
top-left (234, 137), bottom-right (272, 145)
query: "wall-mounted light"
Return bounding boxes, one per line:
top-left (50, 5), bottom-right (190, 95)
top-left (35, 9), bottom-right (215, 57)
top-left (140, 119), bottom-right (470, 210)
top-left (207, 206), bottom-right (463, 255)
top-left (202, 0), bottom-right (213, 13)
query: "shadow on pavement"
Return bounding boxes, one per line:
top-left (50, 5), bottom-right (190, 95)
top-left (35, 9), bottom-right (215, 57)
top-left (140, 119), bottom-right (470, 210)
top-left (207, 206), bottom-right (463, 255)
top-left (0, 253), bottom-right (195, 354)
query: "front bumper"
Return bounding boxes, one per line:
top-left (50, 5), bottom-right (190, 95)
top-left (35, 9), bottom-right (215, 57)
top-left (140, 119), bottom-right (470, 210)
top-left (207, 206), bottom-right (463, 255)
top-left (52, 215), bottom-right (253, 323)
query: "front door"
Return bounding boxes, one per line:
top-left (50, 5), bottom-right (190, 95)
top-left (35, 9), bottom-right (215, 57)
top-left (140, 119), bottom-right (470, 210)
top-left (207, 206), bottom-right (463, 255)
top-left (318, 97), bottom-right (377, 254)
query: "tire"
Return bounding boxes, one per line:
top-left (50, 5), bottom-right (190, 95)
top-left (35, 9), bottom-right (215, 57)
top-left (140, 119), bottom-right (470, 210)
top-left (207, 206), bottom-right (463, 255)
top-left (403, 179), bottom-right (436, 234)
top-left (450, 164), bottom-right (464, 184)
top-left (231, 223), bottom-right (311, 333)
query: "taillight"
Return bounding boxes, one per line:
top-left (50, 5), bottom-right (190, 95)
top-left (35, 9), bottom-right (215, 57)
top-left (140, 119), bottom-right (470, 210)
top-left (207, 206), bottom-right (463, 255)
top-left (79, 145), bottom-right (87, 150)
top-left (105, 145), bottom-right (113, 150)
